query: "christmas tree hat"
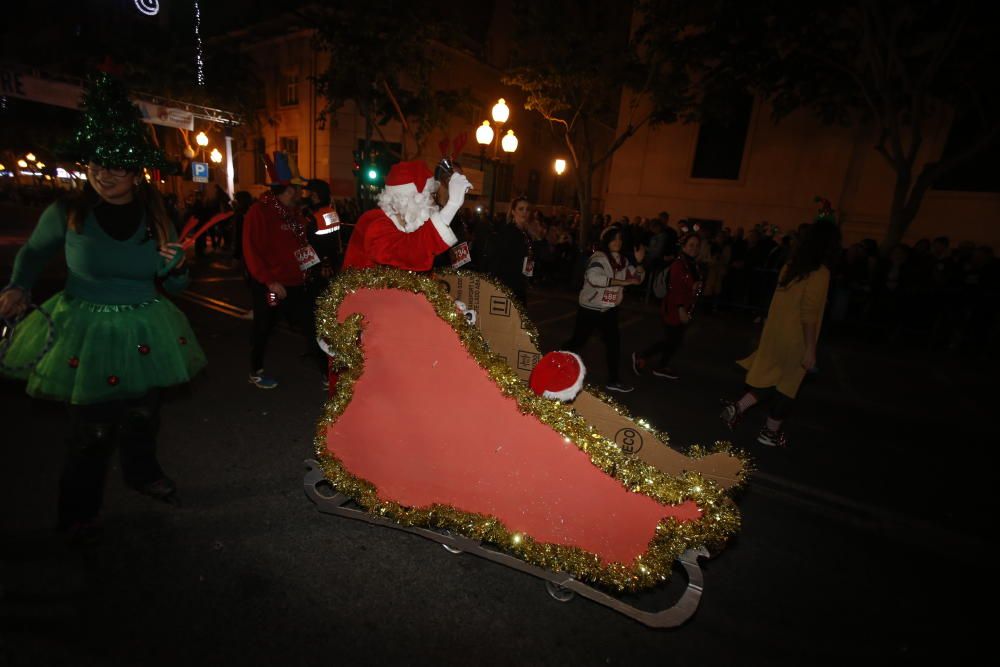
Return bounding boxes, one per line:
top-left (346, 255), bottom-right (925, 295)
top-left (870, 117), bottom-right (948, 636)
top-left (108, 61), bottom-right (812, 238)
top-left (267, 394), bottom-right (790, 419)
top-left (62, 73), bottom-right (167, 171)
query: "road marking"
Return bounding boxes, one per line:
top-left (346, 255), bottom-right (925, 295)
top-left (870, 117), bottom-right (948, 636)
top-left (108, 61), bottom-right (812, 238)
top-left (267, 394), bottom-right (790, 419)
top-left (192, 276), bottom-right (246, 283)
top-left (178, 291), bottom-right (248, 318)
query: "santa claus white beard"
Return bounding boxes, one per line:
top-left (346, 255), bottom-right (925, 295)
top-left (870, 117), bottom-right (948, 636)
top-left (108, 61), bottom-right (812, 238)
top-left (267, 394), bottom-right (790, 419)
top-left (378, 183), bottom-right (440, 233)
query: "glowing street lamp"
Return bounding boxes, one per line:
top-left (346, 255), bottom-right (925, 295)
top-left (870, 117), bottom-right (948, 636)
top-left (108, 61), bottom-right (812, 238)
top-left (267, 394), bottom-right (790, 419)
top-left (210, 148), bottom-right (223, 163)
top-left (36, 161), bottom-right (45, 169)
top-left (501, 130), bottom-right (518, 154)
top-left (553, 159), bottom-right (567, 205)
top-left (17, 159), bottom-right (28, 168)
top-left (195, 131), bottom-right (211, 162)
top-left (491, 98), bottom-right (510, 124)
top-left (25, 153), bottom-right (36, 162)
top-left (477, 98), bottom-right (523, 219)
top-left (475, 120), bottom-right (494, 147)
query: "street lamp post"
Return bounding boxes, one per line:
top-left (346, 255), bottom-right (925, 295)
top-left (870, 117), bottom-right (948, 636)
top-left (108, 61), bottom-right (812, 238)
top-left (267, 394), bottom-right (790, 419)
top-left (476, 98), bottom-right (519, 220)
top-left (553, 158), bottom-right (566, 205)
top-left (195, 130), bottom-right (209, 162)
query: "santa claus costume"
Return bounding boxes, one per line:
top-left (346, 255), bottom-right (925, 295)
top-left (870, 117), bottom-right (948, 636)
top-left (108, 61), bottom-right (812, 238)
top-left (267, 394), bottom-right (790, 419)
top-left (342, 160), bottom-right (470, 271)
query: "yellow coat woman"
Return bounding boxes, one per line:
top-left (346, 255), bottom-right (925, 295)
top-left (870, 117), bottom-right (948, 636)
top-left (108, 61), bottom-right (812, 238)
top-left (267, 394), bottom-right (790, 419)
top-left (720, 218), bottom-right (841, 447)
top-left (738, 265), bottom-right (830, 398)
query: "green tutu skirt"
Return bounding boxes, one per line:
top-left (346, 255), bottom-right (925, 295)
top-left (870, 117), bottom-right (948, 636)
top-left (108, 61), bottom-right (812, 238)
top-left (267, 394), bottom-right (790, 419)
top-left (1, 292), bottom-right (206, 405)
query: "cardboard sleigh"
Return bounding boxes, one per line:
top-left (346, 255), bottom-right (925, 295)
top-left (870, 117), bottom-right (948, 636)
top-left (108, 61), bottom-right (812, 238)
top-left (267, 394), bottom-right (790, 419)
top-left (305, 269), bottom-right (746, 628)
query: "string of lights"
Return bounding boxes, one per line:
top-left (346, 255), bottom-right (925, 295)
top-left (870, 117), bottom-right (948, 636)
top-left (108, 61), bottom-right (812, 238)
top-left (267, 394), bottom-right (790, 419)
top-left (194, 1), bottom-right (205, 87)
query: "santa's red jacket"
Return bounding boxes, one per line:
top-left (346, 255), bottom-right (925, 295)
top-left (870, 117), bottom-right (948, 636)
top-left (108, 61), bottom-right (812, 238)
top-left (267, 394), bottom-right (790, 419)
top-left (342, 208), bottom-right (456, 272)
top-left (242, 194), bottom-right (310, 287)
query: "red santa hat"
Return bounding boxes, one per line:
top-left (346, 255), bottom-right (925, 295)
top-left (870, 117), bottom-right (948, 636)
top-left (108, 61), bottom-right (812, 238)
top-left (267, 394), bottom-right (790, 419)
top-left (529, 351), bottom-right (586, 402)
top-left (384, 160), bottom-right (435, 197)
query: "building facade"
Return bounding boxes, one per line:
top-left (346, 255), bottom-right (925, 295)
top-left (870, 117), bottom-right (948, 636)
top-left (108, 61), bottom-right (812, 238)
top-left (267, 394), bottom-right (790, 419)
top-left (228, 13), bottom-right (609, 217)
top-left (603, 90), bottom-right (1000, 247)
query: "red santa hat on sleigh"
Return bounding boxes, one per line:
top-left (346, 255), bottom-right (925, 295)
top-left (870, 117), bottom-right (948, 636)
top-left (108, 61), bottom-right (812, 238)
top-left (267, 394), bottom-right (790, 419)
top-left (529, 351), bottom-right (586, 402)
top-left (378, 161), bottom-right (439, 233)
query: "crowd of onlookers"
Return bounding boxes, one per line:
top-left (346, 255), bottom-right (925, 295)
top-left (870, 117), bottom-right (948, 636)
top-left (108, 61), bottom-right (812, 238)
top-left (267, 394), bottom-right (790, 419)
top-left (7, 180), bottom-right (997, 358)
top-left (168, 194), bottom-right (1000, 358)
top-left (441, 208), bottom-right (1000, 358)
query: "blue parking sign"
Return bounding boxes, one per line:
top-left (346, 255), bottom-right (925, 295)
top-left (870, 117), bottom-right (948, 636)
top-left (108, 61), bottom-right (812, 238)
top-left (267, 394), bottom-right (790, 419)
top-left (192, 161), bottom-right (209, 183)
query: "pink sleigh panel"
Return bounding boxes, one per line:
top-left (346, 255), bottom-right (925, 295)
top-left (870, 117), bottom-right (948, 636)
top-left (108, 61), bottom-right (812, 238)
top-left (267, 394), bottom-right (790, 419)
top-left (323, 288), bottom-right (701, 566)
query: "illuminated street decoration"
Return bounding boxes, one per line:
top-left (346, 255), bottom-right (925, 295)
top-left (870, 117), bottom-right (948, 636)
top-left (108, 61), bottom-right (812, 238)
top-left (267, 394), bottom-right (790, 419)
top-left (134, 0), bottom-right (159, 16)
top-left (194, 1), bottom-right (205, 86)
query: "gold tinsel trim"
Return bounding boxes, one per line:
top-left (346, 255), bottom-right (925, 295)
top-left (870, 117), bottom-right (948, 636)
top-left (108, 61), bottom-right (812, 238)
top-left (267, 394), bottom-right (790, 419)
top-left (436, 267), bottom-right (543, 349)
top-left (587, 385), bottom-right (754, 492)
top-left (314, 267), bottom-right (741, 592)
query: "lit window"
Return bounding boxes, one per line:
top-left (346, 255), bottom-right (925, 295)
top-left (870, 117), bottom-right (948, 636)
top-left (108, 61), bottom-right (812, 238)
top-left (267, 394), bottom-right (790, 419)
top-left (279, 136), bottom-right (299, 167)
top-left (280, 74), bottom-right (299, 107)
top-left (690, 94), bottom-right (754, 180)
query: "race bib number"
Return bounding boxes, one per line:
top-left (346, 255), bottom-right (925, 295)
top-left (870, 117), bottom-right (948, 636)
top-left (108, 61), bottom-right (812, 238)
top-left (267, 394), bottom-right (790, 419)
top-left (294, 244), bottom-right (321, 271)
top-left (522, 257), bottom-right (534, 277)
top-left (449, 242), bottom-right (472, 268)
top-left (321, 211), bottom-right (341, 232)
top-left (601, 289), bottom-right (620, 305)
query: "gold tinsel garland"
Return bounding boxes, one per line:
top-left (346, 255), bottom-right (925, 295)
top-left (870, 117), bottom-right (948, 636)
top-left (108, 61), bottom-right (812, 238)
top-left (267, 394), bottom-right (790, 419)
top-left (586, 385), bottom-right (754, 492)
top-left (313, 267), bottom-right (742, 592)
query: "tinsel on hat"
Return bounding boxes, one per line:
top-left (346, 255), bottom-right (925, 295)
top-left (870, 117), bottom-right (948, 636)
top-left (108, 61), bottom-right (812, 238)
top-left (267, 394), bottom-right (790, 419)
top-left (61, 73), bottom-right (167, 171)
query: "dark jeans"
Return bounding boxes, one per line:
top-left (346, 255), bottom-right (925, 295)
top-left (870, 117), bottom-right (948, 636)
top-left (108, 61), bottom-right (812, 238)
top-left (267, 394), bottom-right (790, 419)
top-left (561, 306), bottom-right (621, 383)
top-left (249, 280), bottom-right (325, 374)
top-left (640, 322), bottom-right (686, 368)
top-left (59, 391), bottom-right (163, 528)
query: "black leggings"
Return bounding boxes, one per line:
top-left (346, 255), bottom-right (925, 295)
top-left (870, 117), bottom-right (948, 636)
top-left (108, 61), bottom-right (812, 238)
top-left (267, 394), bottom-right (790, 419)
top-left (561, 306), bottom-right (621, 383)
top-left (744, 384), bottom-right (794, 420)
top-left (59, 391), bottom-right (164, 529)
top-left (249, 280), bottom-right (325, 374)
top-left (640, 322), bottom-right (686, 367)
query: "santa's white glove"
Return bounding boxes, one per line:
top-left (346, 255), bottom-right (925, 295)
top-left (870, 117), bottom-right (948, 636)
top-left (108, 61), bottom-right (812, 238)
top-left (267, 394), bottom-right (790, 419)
top-left (447, 173), bottom-right (472, 206)
top-left (429, 173), bottom-right (471, 246)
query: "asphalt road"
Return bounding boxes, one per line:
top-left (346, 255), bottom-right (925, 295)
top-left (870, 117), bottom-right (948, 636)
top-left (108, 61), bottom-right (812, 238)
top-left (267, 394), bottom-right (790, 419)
top-left (0, 240), bottom-right (990, 666)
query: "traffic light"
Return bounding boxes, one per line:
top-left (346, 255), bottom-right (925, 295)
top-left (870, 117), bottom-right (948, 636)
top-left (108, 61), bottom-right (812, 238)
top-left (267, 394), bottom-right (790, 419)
top-left (351, 150), bottom-right (362, 177)
top-left (365, 165), bottom-right (379, 183)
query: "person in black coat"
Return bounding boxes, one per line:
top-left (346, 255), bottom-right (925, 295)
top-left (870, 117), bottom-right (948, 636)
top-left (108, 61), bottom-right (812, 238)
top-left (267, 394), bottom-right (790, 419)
top-left (482, 196), bottom-right (533, 303)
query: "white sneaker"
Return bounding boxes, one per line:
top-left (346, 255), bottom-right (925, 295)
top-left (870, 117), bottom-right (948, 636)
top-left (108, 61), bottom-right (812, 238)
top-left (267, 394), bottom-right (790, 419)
top-left (249, 370), bottom-right (278, 389)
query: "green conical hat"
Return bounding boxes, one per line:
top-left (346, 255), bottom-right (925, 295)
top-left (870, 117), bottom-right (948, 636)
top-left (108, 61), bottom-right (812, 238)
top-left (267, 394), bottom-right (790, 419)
top-left (62, 73), bottom-right (167, 171)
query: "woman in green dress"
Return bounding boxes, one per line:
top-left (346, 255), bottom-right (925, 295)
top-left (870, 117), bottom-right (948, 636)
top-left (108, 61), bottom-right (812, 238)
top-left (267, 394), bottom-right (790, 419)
top-left (0, 75), bottom-right (206, 538)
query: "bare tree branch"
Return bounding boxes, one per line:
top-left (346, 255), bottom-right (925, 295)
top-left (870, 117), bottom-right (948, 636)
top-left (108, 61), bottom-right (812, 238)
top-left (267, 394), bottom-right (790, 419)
top-left (592, 113), bottom-right (652, 170)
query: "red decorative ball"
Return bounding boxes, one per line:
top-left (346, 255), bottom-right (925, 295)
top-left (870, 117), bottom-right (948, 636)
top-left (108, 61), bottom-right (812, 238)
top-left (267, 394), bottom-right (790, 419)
top-left (138, 344), bottom-right (151, 355)
top-left (178, 337), bottom-right (187, 346)
top-left (68, 356), bottom-right (79, 368)
top-left (107, 375), bottom-right (120, 386)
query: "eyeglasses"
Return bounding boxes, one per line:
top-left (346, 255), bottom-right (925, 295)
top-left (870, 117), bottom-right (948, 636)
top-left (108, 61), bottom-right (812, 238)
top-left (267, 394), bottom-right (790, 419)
top-left (87, 163), bottom-right (130, 178)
